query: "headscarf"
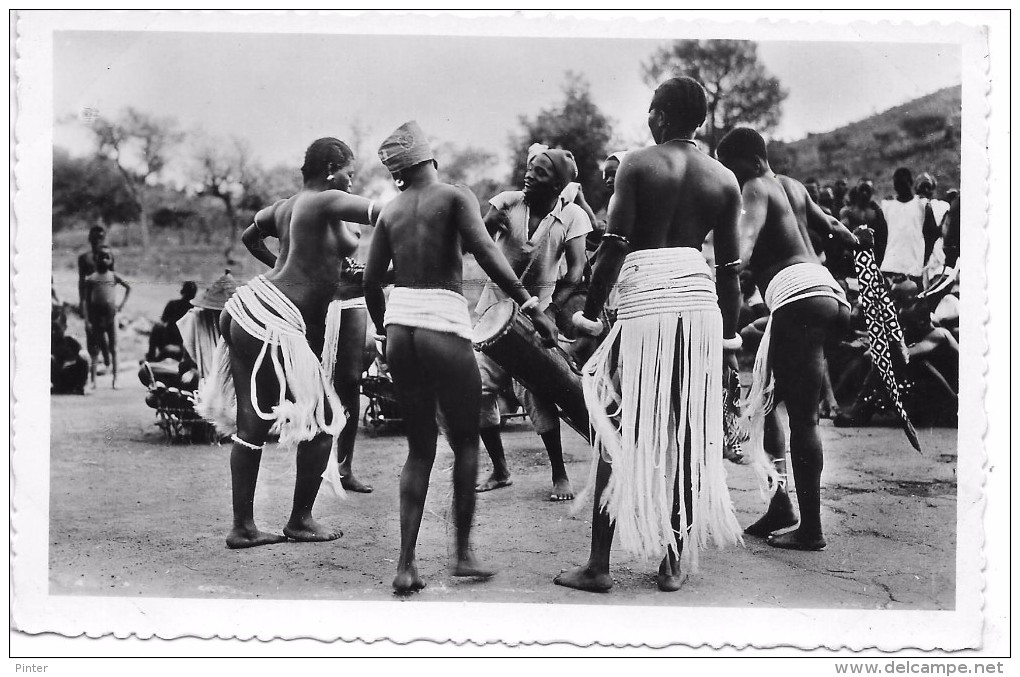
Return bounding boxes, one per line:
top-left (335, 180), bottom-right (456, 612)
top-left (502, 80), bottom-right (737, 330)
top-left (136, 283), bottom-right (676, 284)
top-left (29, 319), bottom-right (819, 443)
top-left (914, 172), bottom-right (937, 193)
top-left (378, 120), bottom-right (434, 173)
top-left (605, 150), bottom-right (629, 166)
top-left (527, 143), bottom-right (578, 187)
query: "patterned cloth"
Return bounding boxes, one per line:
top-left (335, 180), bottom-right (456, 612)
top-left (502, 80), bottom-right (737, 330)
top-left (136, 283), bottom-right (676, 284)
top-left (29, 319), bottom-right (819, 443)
top-left (854, 247), bottom-right (922, 451)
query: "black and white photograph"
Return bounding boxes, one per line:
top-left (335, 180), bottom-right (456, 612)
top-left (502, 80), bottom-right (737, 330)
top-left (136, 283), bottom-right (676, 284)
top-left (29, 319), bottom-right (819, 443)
top-left (10, 9), bottom-right (1007, 662)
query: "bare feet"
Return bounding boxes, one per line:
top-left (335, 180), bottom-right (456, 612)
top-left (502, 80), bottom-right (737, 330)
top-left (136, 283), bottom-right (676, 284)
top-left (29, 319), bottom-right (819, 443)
top-left (656, 556), bottom-right (688, 592)
top-left (475, 473), bottom-right (513, 493)
top-left (554, 565), bottom-right (613, 592)
top-left (393, 565), bottom-right (427, 594)
top-left (744, 488), bottom-right (799, 538)
top-left (549, 477), bottom-right (574, 502)
top-left (767, 529), bottom-right (827, 551)
top-left (283, 516), bottom-right (343, 542)
top-left (339, 473), bottom-right (373, 493)
top-left (225, 526), bottom-right (287, 549)
top-left (451, 553), bottom-right (497, 579)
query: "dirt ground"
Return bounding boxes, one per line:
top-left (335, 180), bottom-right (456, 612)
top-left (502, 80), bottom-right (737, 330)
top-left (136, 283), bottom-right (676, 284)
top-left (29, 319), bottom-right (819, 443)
top-left (48, 375), bottom-right (957, 609)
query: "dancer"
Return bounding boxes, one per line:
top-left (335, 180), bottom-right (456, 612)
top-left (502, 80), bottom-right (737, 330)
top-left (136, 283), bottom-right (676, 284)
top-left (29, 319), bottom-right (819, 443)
top-left (82, 245), bottom-right (131, 389)
top-left (242, 171), bottom-right (375, 495)
top-left (473, 146), bottom-right (591, 500)
top-left (198, 137), bottom-right (377, 549)
top-left (555, 77), bottom-right (744, 593)
top-left (364, 121), bottom-right (557, 593)
top-left (716, 127), bottom-right (857, 551)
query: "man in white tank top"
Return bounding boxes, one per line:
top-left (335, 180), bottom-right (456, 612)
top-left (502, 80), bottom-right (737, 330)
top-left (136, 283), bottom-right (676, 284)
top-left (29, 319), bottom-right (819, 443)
top-left (879, 167), bottom-right (940, 285)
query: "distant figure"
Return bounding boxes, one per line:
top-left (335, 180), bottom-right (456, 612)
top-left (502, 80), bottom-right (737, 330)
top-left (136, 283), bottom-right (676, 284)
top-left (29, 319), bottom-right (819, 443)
top-left (146, 281), bottom-right (198, 361)
top-left (839, 179), bottom-right (888, 270)
top-left (879, 167), bottom-right (940, 286)
top-left (82, 245), bottom-right (131, 389)
top-left (51, 306), bottom-right (88, 395)
top-left (77, 225), bottom-right (108, 358)
top-left (176, 271), bottom-right (238, 389)
top-left (832, 178), bottom-right (849, 212)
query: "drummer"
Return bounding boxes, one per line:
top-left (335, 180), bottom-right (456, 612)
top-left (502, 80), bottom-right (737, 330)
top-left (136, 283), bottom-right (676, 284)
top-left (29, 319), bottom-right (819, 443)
top-left (473, 146), bottom-right (592, 501)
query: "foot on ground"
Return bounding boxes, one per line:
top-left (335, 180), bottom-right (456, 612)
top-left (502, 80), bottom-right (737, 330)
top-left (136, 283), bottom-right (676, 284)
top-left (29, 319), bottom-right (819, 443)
top-left (767, 529), bottom-right (826, 551)
top-left (476, 473), bottom-right (513, 493)
top-left (393, 566), bottom-right (427, 595)
top-left (283, 516), bottom-right (343, 542)
top-left (656, 557), bottom-right (688, 592)
top-left (554, 565), bottom-right (613, 593)
top-left (226, 527), bottom-right (287, 549)
top-left (339, 473), bottom-right (373, 493)
top-left (549, 477), bottom-right (574, 502)
top-left (451, 554), bottom-right (497, 579)
top-left (744, 491), bottom-right (799, 537)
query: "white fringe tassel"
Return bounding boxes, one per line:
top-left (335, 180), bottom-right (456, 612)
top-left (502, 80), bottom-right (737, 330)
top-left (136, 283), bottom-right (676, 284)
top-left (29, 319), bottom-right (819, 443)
top-left (576, 309), bottom-right (743, 574)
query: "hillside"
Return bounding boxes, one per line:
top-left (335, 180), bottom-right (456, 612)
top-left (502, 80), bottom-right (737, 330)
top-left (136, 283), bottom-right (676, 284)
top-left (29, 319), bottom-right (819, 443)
top-left (770, 85), bottom-right (961, 199)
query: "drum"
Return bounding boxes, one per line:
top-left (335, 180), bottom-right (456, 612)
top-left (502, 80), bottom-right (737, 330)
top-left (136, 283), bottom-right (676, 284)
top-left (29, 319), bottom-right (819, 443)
top-left (473, 299), bottom-right (590, 442)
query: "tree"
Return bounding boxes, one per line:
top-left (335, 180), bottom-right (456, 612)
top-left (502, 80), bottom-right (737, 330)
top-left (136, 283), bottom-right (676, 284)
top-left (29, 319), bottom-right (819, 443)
top-left (89, 107), bottom-right (183, 252)
top-left (52, 148), bottom-right (140, 231)
top-left (190, 133), bottom-right (263, 253)
top-left (509, 72), bottom-right (614, 210)
top-left (642, 40), bottom-right (787, 153)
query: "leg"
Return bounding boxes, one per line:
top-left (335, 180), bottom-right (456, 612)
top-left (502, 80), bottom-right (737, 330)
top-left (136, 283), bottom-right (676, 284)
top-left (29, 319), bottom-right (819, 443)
top-left (106, 321), bottom-right (119, 389)
top-left (553, 455), bottom-right (614, 592)
top-left (333, 307), bottom-right (372, 493)
top-left (658, 423), bottom-right (692, 592)
top-left (386, 325), bottom-right (439, 593)
top-left (744, 409), bottom-right (798, 537)
top-left (418, 330), bottom-right (495, 579)
top-left (223, 317), bottom-right (286, 549)
top-left (283, 432), bottom-right (343, 541)
top-left (819, 357), bottom-right (839, 418)
top-left (766, 298), bottom-right (846, 551)
top-left (475, 353), bottom-right (512, 492)
top-left (523, 387), bottom-right (572, 501)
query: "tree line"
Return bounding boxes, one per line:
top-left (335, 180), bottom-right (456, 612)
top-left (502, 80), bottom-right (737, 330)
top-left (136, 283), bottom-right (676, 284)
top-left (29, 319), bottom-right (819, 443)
top-left (53, 40), bottom-right (788, 254)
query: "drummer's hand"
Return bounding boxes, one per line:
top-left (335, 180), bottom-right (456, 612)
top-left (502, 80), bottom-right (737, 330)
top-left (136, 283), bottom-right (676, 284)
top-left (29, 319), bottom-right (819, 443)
top-left (529, 311), bottom-right (558, 348)
top-left (571, 335), bottom-right (598, 367)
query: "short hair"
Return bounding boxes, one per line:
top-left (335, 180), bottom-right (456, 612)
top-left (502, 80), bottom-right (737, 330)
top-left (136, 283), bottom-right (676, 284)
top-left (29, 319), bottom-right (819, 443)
top-left (88, 225), bottom-right (106, 242)
top-left (181, 281), bottom-right (198, 298)
top-left (301, 137), bottom-right (354, 181)
top-left (96, 244), bottom-right (115, 270)
top-left (651, 77), bottom-right (708, 133)
top-left (716, 127), bottom-right (768, 163)
top-left (893, 167), bottom-right (913, 186)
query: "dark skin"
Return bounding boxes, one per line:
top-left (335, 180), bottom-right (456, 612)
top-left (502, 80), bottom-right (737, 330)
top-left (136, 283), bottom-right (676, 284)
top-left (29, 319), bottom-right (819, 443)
top-left (555, 106), bottom-right (742, 594)
top-left (891, 173), bottom-right (941, 267)
top-left (717, 149), bottom-right (856, 552)
top-left (364, 160), bottom-right (557, 594)
top-left (840, 182), bottom-right (888, 265)
top-left (475, 152), bottom-right (587, 500)
top-left (241, 161), bottom-right (376, 494)
top-left (221, 159), bottom-right (374, 549)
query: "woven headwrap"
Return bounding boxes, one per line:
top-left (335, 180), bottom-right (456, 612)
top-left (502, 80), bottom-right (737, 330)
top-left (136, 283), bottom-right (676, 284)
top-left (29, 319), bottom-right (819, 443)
top-left (537, 149), bottom-right (578, 187)
top-left (378, 121), bottom-right (434, 173)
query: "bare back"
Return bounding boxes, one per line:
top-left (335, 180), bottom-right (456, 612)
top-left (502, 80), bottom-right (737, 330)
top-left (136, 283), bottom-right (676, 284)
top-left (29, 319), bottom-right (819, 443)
top-left (744, 174), bottom-right (818, 291)
top-left (376, 183), bottom-right (470, 294)
top-left (612, 142), bottom-right (741, 252)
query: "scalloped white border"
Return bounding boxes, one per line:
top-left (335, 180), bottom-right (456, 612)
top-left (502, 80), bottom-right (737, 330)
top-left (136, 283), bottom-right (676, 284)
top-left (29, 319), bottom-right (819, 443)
top-left (10, 9), bottom-right (999, 654)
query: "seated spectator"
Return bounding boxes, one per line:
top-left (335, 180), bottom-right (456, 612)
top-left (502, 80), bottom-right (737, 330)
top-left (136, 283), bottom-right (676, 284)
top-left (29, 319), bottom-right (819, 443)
top-left (51, 306), bottom-right (88, 395)
top-left (146, 281), bottom-right (197, 361)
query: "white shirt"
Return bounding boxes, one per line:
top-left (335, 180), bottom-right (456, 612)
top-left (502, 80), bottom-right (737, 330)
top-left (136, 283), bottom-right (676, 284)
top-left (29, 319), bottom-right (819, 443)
top-left (880, 195), bottom-right (927, 277)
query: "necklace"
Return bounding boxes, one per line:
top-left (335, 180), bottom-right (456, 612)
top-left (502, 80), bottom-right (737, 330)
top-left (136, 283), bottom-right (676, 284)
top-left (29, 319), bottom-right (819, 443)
top-left (666, 138), bottom-right (698, 147)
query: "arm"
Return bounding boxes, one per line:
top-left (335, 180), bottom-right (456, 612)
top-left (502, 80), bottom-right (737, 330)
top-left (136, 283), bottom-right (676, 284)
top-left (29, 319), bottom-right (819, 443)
top-left (116, 275), bottom-right (131, 312)
top-left (482, 205), bottom-right (508, 237)
top-left (871, 205), bottom-right (888, 266)
top-left (363, 216), bottom-right (393, 338)
top-left (243, 206), bottom-right (281, 270)
top-left (82, 278), bottom-right (93, 324)
top-left (77, 255), bottom-right (89, 313)
top-left (943, 197), bottom-right (960, 268)
top-left (573, 185), bottom-right (599, 232)
top-left (582, 157), bottom-right (640, 321)
top-left (922, 202), bottom-right (940, 265)
top-left (714, 181), bottom-right (743, 342)
top-left (550, 235), bottom-right (586, 313)
top-left (806, 193), bottom-right (858, 249)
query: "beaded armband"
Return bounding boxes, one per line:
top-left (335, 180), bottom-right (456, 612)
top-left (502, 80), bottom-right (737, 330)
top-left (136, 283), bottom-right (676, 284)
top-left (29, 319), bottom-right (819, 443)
top-left (601, 232), bottom-right (631, 247)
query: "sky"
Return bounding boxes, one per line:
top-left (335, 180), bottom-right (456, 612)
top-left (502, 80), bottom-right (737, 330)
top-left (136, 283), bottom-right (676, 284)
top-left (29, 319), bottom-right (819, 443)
top-left (53, 30), bottom-right (962, 178)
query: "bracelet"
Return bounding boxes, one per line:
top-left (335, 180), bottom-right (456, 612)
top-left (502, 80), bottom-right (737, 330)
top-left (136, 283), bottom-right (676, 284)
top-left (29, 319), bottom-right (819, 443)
top-left (722, 334), bottom-right (743, 351)
top-left (715, 258), bottom-right (742, 269)
top-left (572, 311), bottom-right (604, 337)
top-left (520, 296), bottom-right (540, 313)
top-left (602, 232), bottom-right (631, 247)
top-left (367, 200), bottom-right (376, 223)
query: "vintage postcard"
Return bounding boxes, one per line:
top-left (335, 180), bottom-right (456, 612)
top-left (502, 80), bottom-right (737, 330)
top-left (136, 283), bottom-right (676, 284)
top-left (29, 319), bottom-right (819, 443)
top-left (10, 9), bottom-right (1004, 657)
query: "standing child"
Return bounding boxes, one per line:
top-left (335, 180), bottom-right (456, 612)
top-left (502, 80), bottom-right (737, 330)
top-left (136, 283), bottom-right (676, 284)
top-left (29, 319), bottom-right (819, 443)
top-left (82, 245), bottom-right (131, 389)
